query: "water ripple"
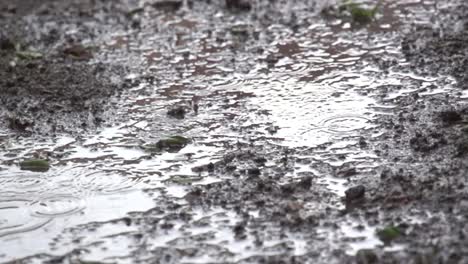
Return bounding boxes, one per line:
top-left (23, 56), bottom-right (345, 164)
top-left (29, 195), bottom-right (86, 218)
top-left (0, 199), bottom-right (52, 237)
top-left (73, 170), bottom-right (143, 194)
top-left (319, 115), bottom-right (372, 133)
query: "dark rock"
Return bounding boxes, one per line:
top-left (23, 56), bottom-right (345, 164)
top-left (281, 184), bottom-right (294, 195)
top-left (380, 168), bottom-right (393, 179)
top-left (185, 188), bottom-right (202, 202)
top-left (233, 223), bottom-right (246, 239)
top-left (280, 177), bottom-right (312, 196)
top-left (0, 37), bottom-right (15, 50)
top-left (253, 157), bottom-right (267, 165)
top-left (356, 249), bottom-right (378, 264)
top-left (297, 177), bottom-right (312, 190)
top-left (456, 141), bottom-right (468, 156)
top-left (266, 125), bottom-right (279, 134)
top-left (122, 217), bottom-right (132, 226)
top-left (152, 0), bottom-right (183, 12)
top-left (63, 44), bottom-right (93, 60)
top-left (337, 166), bottom-right (357, 178)
top-left (144, 136), bottom-right (190, 152)
top-left (345, 185), bottom-right (366, 201)
top-left (225, 0), bottom-right (251, 12)
top-left (247, 167), bottom-right (261, 176)
top-left (359, 137), bottom-right (368, 148)
top-left (167, 106), bottom-right (186, 119)
top-left (439, 110), bottom-right (462, 125)
top-left (207, 162), bottom-right (215, 172)
top-left (160, 221), bottom-right (174, 229)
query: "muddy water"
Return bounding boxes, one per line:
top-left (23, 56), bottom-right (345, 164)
top-left (0, 0), bottom-right (458, 262)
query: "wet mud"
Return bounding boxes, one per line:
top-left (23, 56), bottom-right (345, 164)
top-left (1, 0), bottom-right (468, 263)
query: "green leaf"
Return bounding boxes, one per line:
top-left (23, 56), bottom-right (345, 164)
top-left (16, 50), bottom-right (43, 60)
top-left (342, 0), bottom-right (381, 24)
top-left (19, 159), bottom-right (50, 172)
top-left (142, 136), bottom-right (190, 153)
top-left (376, 226), bottom-right (401, 243)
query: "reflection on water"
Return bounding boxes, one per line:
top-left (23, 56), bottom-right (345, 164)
top-left (0, 0), bottom-right (458, 262)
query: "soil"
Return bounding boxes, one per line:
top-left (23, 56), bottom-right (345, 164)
top-left (1, 0), bottom-right (468, 263)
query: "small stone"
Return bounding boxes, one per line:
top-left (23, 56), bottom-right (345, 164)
top-left (143, 136), bottom-right (190, 152)
top-left (356, 249), bottom-right (378, 264)
top-left (439, 110), bottom-right (462, 125)
top-left (298, 177), bottom-right (312, 189)
top-left (160, 221), bottom-right (174, 229)
top-left (167, 106), bottom-right (186, 119)
top-left (247, 167), bottom-right (261, 176)
top-left (253, 157), bottom-right (267, 165)
top-left (0, 37), bottom-right (15, 50)
top-left (266, 125), bottom-right (279, 134)
top-left (152, 0), bottom-right (183, 12)
top-left (63, 44), bottom-right (93, 60)
top-left (122, 217), bottom-right (132, 226)
top-left (345, 185), bottom-right (366, 201)
top-left (359, 137), bottom-right (368, 148)
top-left (338, 166), bottom-right (357, 178)
top-left (225, 0), bottom-right (251, 11)
top-left (233, 223), bottom-right (246, 239)
top-left (207, 162), bottom-right (215, 172)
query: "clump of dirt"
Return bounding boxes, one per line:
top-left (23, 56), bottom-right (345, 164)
top-left (352, 2), bottom-right (468, 260)
top-left (0, 53), bottom-right (124, 134)
top-left (0, 0), bottom-right (145, 134)
top-left (402, 1), bottom-right (468, 89)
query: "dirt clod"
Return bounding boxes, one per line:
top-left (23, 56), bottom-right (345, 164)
top-left (152, 0), bottom-right (183, 12)
top-left (355, 249), bottom-right (378, 264)
top-left (225, 0), bottom-right (251, 12)
top-left (345, 185), bottom-right (366, 202)
top-left (167, 106), bottom-right (186, 119)
top-left (439, 110), bottom-right (462, 125)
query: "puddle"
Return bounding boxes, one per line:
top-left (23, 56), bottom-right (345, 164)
top-left (29, 195), bottom-right (86, 218)
top-left (0, 0), bottom-right (460, 262)
top-left (0, 199), bottom-right (52, 238)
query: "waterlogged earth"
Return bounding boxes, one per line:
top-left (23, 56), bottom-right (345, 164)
top-left (1, 0), bottom-right (468, 263)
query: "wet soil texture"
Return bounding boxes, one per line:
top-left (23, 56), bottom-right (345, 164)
top-left (1, 0), bottom-right (468, 263)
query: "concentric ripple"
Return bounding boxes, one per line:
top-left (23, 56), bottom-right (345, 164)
top-left (29, 195), bottom-right (86, 218)
top-left (319, 115), bottom-right (372, 133)
top-left (0, 175), bottom-right (46, 190)
top-left (73, 170), bottom-right (143, 194)
top-left (0, 199), bottom-right (52, 237)
top-left (0, 171), bottom-right (48, 198)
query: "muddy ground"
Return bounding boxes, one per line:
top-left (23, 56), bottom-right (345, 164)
top-left (1, 0), bottom-right (468, 263)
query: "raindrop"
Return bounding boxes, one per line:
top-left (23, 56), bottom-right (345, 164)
top-left (73, 170), bottom-right (143, 194)
top-left (29, 195), bottom-right (86, 218)
top-left (319, 115), bottom-right (371, 133)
